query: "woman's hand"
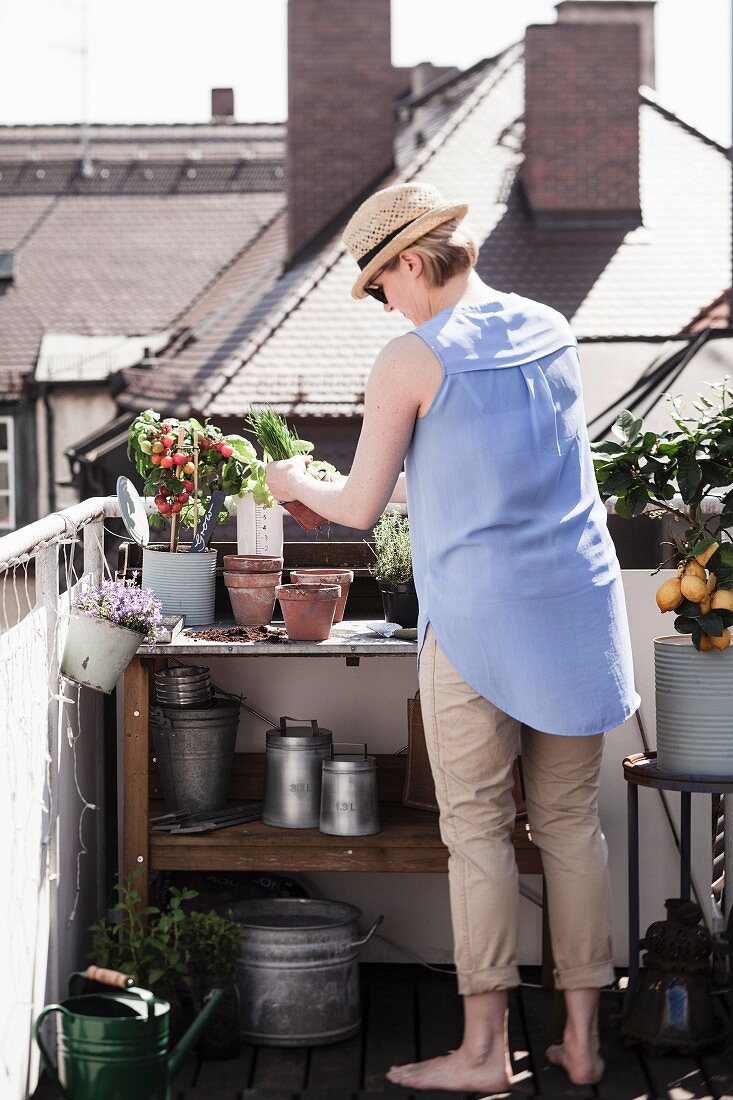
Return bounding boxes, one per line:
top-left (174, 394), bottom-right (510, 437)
top-left (264, 456), bottom-right (311, 502)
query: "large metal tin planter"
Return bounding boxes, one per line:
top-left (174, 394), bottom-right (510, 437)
top-left (655, 635), bottom-right (733, 777)
top-left (61, 613), bottom-right (143, 694)
top-left (227, 898), bottom-right (382, 1046)
top-left (141, 547), bottom-right (216, 626)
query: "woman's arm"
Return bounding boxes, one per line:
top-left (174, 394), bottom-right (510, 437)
top-left (265, 334), bottom-right (425, 529)
top-left (390, 471), bottom-right (407, 505)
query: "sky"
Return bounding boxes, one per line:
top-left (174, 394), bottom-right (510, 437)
top-left (0, 0), bottom-right (730, 145)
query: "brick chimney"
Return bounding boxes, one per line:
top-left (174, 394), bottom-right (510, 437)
top-left (556, 1), bottom-right (656, 89)
top-left (287, 0), bottom-right (409, 259)
top-left (211, 88), bottom-right (235, 124)
top-left (523, 17), bottom-right (643, 228)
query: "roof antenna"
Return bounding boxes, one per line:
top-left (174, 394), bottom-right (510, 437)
top-left (79, 0), bottom-right (93, 177)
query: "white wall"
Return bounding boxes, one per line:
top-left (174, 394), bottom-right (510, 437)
top-left (187, 568), bottom-right (710, 969)
top-left (36, 390), bottom-right (117, 517)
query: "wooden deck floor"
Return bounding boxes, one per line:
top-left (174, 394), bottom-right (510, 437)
top-left (34, 964), bottom-right (733, 1099)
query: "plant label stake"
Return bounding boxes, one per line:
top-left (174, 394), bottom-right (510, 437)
top-left (192, 490), bottom-right (225, 552)
top-left (170, 425), bottom-right (185, 553)
top-left (192, 429), bottom-right (199, 543)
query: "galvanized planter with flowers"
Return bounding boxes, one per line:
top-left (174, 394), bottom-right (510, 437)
top-left (593, 382), bottom-right (733, 775)
top-left (61, 581), bottom-right (163, 693)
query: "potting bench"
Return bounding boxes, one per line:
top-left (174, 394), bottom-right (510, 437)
top-left (121, 619), bottom-right (552, 984)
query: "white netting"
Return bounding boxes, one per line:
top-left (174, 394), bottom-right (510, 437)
top-left (0, 520), bottom-right (105, 1099)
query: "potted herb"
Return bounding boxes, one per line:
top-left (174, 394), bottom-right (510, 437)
top-left (89, 873), bottom-right (198, 1044)
top-left (61, 580), bottom-right (162, 692)
top-left (245, 408), bottom-right (337, 532)
top-left (592, 384), bottom-right (733, 774)
top-left (369, 512), bottom-right (418, 628)
top-left (181, 910), bottom-right (241, 1060)
top-left (128, 410), bottom-right (259, 625)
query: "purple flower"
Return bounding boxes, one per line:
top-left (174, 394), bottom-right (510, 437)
top-left (73, 580), bottom-right (163, 639)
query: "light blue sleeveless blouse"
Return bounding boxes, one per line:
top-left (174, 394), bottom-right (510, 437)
top-left (405, 293), bottom-right (640, 736)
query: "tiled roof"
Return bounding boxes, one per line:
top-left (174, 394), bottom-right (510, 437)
top-left (0, 122), bottom-right (285, 162)
top-left (118, 210), bottom-right (296, 414)
top-left (203, 49), bottom-right (730, 419)
top-left (0, 190), bottom-right (284, 396)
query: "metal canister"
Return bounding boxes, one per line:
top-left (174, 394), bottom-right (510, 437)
top-left (262, 717), bottom-right (333, 828)
top-left (319, 743), bottom-right (380, 836)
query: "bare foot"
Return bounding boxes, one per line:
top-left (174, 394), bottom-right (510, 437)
top-left (386, 1046), bottom-right (512, 1093)
top-left (546, 1037), bottom-right (604, 1085)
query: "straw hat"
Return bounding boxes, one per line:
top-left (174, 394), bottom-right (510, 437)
top-left (342, 182), bottom-right (469, 300)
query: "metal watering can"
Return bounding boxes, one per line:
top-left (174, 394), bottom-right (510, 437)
top-left (34, 966), bottom-right (223, 1100)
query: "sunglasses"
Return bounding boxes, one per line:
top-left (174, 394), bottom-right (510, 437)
top-left (365, 283), bottom-right (388, 305)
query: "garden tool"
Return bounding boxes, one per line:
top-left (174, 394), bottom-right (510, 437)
top-left (34, 966), bottom-right (223, 1099)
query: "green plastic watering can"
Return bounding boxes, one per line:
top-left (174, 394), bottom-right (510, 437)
top-left (34, 966), bottom-right (223, 1100)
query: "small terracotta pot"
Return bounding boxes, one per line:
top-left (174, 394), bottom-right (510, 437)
top-left (275, 584), bottom-right (340, 641)
top-left (224, 571), bottom-right (283, 589)
top-left (290, 569), bottom-right (353, 623)
top-left (223, 554), bottom-right (284, 574)
top-left (224, 571), bottom-right (282, 626)
top-left (282, 500), bottom-right (328, 532)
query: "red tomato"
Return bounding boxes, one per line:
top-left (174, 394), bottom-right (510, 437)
top-left (177, 492), bottom-right (189, 504)
top-left (173, 452), bottom-right (189, 466)
top-left (158, 500), bottom-right (172, 515)
top-left (151, 454), bottom-right (162, 466)
top-left (219, 444), bottom-right (234, 458)
top-left (161, 434), bottom-right (175, 449)
top-left (171, 501), bottom-right (183, 513)
top-left (182, 480), bottom-right (194, 492)
top-left (160, 456), bottom-right (174, 469)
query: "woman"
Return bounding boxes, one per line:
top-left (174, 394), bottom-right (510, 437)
top-left (265, 182), bottom-right (640, 1096)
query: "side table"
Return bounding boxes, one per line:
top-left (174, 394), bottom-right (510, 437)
top-left (623, 751), bottom-right (733, 1012)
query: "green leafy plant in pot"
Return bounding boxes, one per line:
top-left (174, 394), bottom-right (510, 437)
top-left (180, 910), bottom-right (241, 1060)
top-left (591, 384), bottom-right (733, 775)
top-left (245, 407), bottom-right (337, 532)
top-left (89, 872), bottom-right (242, 1057)
top-left (127, 410), bottom-right (263, 625)
top-left (369, 511), bottom-right (418, 628)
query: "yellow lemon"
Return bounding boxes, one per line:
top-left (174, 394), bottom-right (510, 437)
top-left (656, 578), bottom-right (684, 612)
top-left (700, 633), bottom-right (715, 651)
top-left (683, 560), bottom-right (707, 581)
top-left (680, 575), bottom-right (708, 603)
top-left (695, 541), bottom-right (719, 568)
top-left (710, 628), bottom-right (731, 650)
top-left (711, 590), bottom-right (733, 612)
top-left (707, 572), bottom-right (717, 594)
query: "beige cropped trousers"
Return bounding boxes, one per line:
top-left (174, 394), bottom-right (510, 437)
top-left (419, 624), bottom-right (615, 995)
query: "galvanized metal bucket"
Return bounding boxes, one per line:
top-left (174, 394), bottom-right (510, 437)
top-left (60, 612), bottom-right (143, 694)
top-left (227, 898), bottom-right (383, 1046)
top-left (320, 743), bottom-right (380, 836)
top-left (656, 636), bottom-right (733, 776)
top-left (150, 698), bottom-right (239, 813)
top-left (262, 718), bottom-right (333, 829)
top-left (141, 547), bottom-right (217, 627)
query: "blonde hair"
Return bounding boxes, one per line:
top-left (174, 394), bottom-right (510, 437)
top-left (383, 218), bottom-right (478, 286)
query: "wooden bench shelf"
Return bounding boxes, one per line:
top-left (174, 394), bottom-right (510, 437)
top-left (123, 630), bottom-right (552, 985)
top-left (150, 800), bottom-right (540, 875)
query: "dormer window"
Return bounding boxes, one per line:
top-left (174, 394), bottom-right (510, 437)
top-left (0, 252), bottom-right (15, 282)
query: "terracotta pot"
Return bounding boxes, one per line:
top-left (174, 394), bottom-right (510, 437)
top-left (275, 584), bottom-right (340, 641)
top-left (225, 571), bottom-right (282, 626)
top-left (224, 571), bottom-right (283, 589)
top-left (290, 569), bottom-right (354, 623)
top-left (223, 554), bottom-right (284, 574)
top-left (283, 500), bottom-right (328, 532)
